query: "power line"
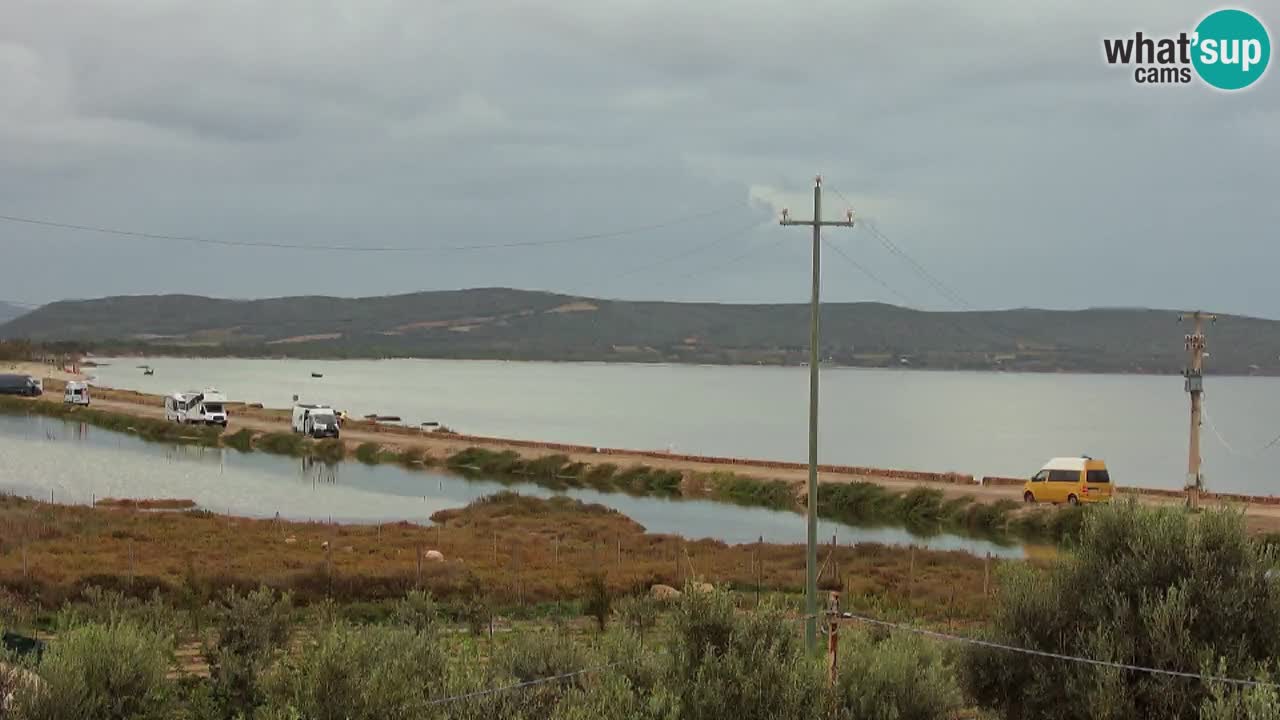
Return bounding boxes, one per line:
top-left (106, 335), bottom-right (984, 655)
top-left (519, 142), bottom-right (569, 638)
top-left (860, 221), bottom-right (974, 309)
top-left (0, 202), bottom-right (744, 254)
top-left (1202, 401), bottom-right (1280, 457)
top-left (840, 610), bottom-right (1280, 689)
top-left (822, 238), bottom-right (918, 308)
top-left (825, 188), bottom-right (972, 309)
top-left (652, 233), bottom-right (792, 288)
top-left (604, 217), bottom-right (771, 284)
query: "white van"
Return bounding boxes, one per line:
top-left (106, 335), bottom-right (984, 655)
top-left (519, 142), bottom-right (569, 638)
top-left (292, 404), bottom-right (339, 438)
top-left (63, 381), bottom-right (90, 406)
top-left (164, 392), bottom-right (198, 423)
top-left (186, 388), bottom-right (228, 426)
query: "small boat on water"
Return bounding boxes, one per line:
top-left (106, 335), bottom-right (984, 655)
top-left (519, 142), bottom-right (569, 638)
top-left (143, 368), bottom-right (154, 376)
top-left (311, 372), bottom-right (323, 378)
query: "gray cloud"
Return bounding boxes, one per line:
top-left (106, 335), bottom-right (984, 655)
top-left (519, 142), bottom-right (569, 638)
top-left (0, 0), bottom-right (1277, 317)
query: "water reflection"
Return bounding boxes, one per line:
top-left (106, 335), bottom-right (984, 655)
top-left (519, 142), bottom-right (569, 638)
top-left (0, 413), bottom-right (1027, 558)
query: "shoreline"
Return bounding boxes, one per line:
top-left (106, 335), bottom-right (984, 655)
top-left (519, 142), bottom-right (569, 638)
top-left (69, 352), bottom-right (1280, 378)
top-left (10, 365), bottom-right (1280, 534)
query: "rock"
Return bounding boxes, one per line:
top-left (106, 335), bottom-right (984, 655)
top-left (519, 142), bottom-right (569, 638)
top-left (284, 536), bottom-right (297, 544)
top-left (424, 549), bottom-right (445, 562)
top-left (650, 584), bottom-right (681, 600)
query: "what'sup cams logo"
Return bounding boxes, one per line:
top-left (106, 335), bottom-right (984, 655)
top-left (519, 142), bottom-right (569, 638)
top-left (1103, 8), bottom-right (1270, 89)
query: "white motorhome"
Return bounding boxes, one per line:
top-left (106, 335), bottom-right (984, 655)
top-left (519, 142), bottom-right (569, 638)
top-left (292, 403), bottom-right (339, 438)
top-left (63, 381), bottom-right (90, 406)
top-left (164, 392), bottom-right (198, 423)
top-left (187, 388), bottom-right (229, 426)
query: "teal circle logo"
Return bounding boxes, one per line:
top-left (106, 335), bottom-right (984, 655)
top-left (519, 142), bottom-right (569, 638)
top-left (1192, 9), bottom-right (1271, 90)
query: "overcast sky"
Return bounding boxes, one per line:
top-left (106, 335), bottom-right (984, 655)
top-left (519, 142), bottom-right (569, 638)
top-left (1, 1), bottom-right (1277, 316)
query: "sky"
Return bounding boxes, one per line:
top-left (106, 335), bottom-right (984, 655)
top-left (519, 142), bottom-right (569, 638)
top-left (1, 1), bottom-right (1277, 316)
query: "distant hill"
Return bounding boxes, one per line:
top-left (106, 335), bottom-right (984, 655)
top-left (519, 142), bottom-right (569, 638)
top-left (0, 288), bottom-right (1275, 374)
top-left (0, 302), bottom-right (32, 325)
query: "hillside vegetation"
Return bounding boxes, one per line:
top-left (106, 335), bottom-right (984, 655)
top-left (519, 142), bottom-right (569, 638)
top-left (2, 288), bottom-right (1277, 373)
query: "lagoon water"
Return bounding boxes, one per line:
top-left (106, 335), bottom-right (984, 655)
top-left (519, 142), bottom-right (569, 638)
top-left (0, 413), bottom-right (1024, 557)
top-left (91, 357), bottom-right (1280, 495)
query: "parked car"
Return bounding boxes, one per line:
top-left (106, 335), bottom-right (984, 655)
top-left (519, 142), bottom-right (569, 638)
top-left (1024, 456), bottom-right (1114, 506)
top-left (0, 374), bottom-right (41, 397)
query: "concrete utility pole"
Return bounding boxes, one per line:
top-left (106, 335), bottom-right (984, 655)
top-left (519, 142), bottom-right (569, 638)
top-left (780, 175), bottom-right (854, 654)
top-left (1180, 311), bottom-right (1215, 510)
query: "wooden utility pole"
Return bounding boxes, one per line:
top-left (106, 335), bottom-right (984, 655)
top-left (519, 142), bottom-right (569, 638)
top-left (1180, 311), bottom-right (1215, 510)
top-left (780, 175), bottom-right (855, 654)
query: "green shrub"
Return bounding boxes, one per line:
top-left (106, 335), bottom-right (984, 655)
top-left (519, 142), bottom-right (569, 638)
top-left (961, 501), bottom-right (1280, 719)
top-left (12, 621), bottom-right (175, 720)
top-left (615, 594), bottom-right (660, 641)
top-left (830, 628), bottom-right (962, 720)
top-left (669, 587), bottom-right (824, 720)
top-left (222, 428), bottom-right (254, 452)
top-left (583, 572), bottom-right (612, 632)
top-left (354, 442), bottom-right (382, 464)
top-left (398, 447), bottom-right (427, 466)
top-left (258, 622), bottom-right (448, 720)
top-left (310, 438), bottom-right (345, 463)
top-left (205, 586), bottom-right (293, 718)
top-left (582, 463), bottom-right (618, 489)
top-left (392, 590), bottom-right (440, 635)
top-left (255, 432), bottom-right (306, 456)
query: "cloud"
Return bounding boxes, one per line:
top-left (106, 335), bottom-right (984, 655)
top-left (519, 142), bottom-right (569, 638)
top-left (0, 0), bottom-right (1276, 317)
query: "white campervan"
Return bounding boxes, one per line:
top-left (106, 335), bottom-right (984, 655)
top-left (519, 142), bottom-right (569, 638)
top-left (63, 381), bottom-right (90, 406)
top-left (187, 388), bottom-right (229, 426)
top-left (292, 403), bottom-right (339, 438)
top-left (165, 392), bottom-right (197, 423)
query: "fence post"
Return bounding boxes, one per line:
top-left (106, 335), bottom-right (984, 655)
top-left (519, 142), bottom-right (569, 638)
top-left (747, 532), bottom-right (757, 604)
top-left (129, 540), bottom-right (135, 587)
top-left (827, 609), bottom-right (839, 688)
top-left (983, 553), bottom-right (991, 598)
top-left (908, 546), bottom-right (916, 603)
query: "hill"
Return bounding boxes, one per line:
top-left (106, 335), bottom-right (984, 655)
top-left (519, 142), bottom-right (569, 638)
top-left (0, 288), bottom-right (1274, 374)
top-left (0, 301), bottom-right (31, 325)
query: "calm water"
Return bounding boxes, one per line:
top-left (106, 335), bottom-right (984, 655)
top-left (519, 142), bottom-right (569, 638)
top-left (91, 357), bottom-right (1280, 495)
top-left (0, 414), bottom-right (1024, 557)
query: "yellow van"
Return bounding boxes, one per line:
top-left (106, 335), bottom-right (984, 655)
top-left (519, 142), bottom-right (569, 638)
top-left (1023, 457), bottom-right (1113, 506)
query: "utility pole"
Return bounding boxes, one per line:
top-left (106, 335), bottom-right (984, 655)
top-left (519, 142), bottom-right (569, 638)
top-left (1180, 311), bottom-right (1215, 510)
top-left (780, 175), bottom-right (855, 653)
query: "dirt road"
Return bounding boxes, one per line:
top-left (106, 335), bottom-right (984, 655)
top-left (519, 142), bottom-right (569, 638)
top-left (18, 376), bottom-right (1280, 533)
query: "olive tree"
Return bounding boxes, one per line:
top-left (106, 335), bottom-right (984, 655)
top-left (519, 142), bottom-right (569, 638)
top-left (961, 501), bottom-right (1280, 719)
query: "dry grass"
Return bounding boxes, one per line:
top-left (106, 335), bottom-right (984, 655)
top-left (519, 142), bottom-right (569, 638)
top-left (0, 493), bottom-right (1007, 623)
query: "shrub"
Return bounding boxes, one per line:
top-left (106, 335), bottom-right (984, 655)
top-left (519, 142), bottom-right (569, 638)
top-left (205, 586), bottom-right (293, 718)
top-left (12, 621), bottom-right (175, 720)
top-left (257, 622), bottom-right (447, 720)
top-left (961, 501), bottom-right (1280, 719)
top-left (616, 594), bottom-right (660, 641)
top-left (221, 428), bottom-right (254, 452)
top-left (583, 572), bottom-right (611, 632)
top-left (829, 628), bottom-right (962, 720)
top-left (392, 590), bottom-right (440, 635)
top-left (312, 438), bottom-right (346, 463)
top-left (255, 432), bottom-right (306, 456)
top-left (669, 587), bottom-right (825, 720)
top-left (354, 442), bottom-right (382, 464)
